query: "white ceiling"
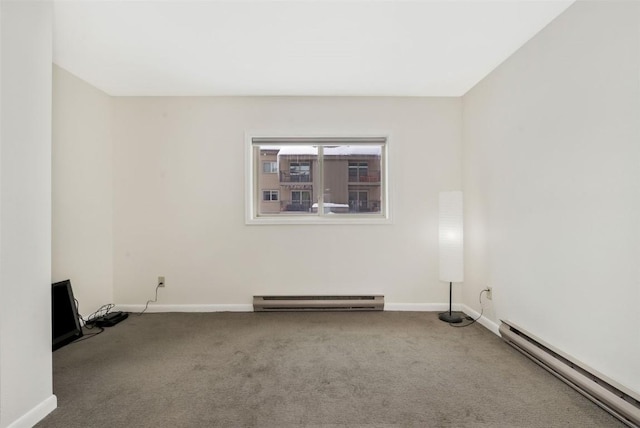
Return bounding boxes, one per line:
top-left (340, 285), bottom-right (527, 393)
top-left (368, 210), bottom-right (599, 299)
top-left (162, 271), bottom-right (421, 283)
top-left (53, 0), bottom-right (575, 97)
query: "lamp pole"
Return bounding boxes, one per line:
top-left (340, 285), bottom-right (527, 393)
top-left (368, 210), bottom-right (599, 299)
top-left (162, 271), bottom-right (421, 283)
top-left (439, 281), bottom-right (462, 323)
top-left (438, 190), bottom-right (464, 324)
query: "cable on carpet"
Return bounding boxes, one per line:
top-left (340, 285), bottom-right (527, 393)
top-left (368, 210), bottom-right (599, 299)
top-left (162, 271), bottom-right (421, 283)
top-left (72, 326), bottom-right (105, 343)
top-left (448, 288), bottom-right (489, 328)
top-left (71, 298), bottom-right (108, 343)
top-left (84, 303), bottom-right (116, 326)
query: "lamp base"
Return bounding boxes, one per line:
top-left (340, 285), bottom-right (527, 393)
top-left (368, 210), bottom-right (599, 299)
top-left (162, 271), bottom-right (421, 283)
top-left (438, 312), bottom-right (463, 323)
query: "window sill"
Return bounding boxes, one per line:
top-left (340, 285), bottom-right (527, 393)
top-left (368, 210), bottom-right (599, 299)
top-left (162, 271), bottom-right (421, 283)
top-left (246, 214), bottom-right (392, 225)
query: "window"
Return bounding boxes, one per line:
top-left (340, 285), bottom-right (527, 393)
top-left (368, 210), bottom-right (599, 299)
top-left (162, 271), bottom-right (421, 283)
top-left (348, 162), bottom-right (368, 182)
top-left (349, 190), bottom-right (369, 212)
top-left (263, 190), bottom-right (279, 201)
top-left (247, 136), bottom-right (388, 224)
top-left (288, 191), bottom-right (312, 211)
top-left (262, 161), bottom-right (278, 174)
top-left (288, 162), bottom-right (311, 182)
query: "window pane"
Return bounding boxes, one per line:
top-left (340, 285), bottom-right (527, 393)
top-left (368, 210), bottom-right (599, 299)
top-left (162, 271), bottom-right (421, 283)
top-left (256, 145), bottom-right (318, 216)
top-left (289, 162), bottom-right (310, 182)
top-left (251, 139), bottom-right (386, 221)
top-left (263, 161), bottom-right (277, 173)
top-left (324, 145), bottom-right (382, 214)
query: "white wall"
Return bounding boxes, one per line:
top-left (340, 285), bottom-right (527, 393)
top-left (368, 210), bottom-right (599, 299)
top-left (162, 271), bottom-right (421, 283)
top-left (462, 0), bottom-right (640, 394)
top-left (111, 97), bottom-right (461, 308)
top-left (52, 65), bottom-right (113, 316)
top-left (0, 2), bottom-right (56, 427)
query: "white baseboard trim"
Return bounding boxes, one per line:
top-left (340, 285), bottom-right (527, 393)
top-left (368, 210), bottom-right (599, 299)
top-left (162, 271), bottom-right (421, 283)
top-left (114, 303), bottom-right (501, 335)
top-left (460, 304), bottom-right (501, 336)
top-left (384, 303), bottom-right (500, 337)
top-left (116, 304), bottom-right (254, 313)
top-left (385, 303), bottom-right (462, 312)
top-left (7, 394), bottom-right (57, 428)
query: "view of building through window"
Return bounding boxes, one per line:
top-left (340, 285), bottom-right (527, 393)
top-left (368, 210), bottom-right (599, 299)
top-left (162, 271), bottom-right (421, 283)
top-left (253, 140), bottom-right (385, 217)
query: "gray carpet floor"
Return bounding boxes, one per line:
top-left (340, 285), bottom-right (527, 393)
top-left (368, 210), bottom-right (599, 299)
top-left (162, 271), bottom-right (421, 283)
top-left (38, 312), bottom-right (624, 427)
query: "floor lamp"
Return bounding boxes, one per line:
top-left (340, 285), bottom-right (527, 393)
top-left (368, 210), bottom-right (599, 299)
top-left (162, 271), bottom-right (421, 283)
top-left (438, 191), bottom-right (463, 323)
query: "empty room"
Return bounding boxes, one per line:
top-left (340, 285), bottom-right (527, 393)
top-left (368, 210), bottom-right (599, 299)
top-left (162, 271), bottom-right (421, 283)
top-left (1, 0), bottom-right (638, 427)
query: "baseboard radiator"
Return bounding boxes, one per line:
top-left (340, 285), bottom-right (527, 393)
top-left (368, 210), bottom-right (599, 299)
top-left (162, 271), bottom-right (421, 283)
top-left (500, 321), bottom-right (640, 427)
top-left (253, 295), bottom-right (384, 312)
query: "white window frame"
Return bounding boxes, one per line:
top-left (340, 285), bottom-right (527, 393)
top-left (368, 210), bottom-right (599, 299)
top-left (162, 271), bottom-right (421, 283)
top-left (246, 134), bottom-right (391, 225)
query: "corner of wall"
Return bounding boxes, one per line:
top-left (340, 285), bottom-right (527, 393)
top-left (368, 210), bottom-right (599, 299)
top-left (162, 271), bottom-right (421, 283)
top-left (52, 66), bottom-right (115, 316)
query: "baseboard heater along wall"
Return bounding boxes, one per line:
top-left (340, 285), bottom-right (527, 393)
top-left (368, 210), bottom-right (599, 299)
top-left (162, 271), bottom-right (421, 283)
top-left (253, 295), bottom-right (384, 312)
top-left (500, 321), bottom-right (640, 428)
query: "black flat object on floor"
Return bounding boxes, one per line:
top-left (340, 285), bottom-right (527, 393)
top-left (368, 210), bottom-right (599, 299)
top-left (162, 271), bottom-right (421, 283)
top-left (93, 311), bottom-right (128, 327)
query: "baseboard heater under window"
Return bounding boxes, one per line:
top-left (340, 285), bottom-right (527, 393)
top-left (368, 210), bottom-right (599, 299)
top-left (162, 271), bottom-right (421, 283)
top-left (253, 295), bottom-right (384, 312)
top-left (500, 321), bottom-right (640, 427)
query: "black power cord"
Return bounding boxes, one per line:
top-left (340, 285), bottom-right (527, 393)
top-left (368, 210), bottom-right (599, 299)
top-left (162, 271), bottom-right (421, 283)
top-left (83, 303), bottom-right (116, 326)
top-left (449, 288), bottom-right (490, 328)
top-left (72, 326), bottom-right (105, 343)
top-left (139, 283), bottom-right (162, 315)
top-left (71, 299), bottom-right (108, 344)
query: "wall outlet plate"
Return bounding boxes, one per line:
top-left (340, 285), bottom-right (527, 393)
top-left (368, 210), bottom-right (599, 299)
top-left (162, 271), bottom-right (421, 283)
top-left (486, 287), bottom-right (492, 300)
top-left (158, 276), bottom-right (165, 287)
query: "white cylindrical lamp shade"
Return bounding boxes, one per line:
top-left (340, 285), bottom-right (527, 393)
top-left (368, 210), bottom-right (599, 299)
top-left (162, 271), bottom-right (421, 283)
top-left (439, 191), bottom-right (464, 283)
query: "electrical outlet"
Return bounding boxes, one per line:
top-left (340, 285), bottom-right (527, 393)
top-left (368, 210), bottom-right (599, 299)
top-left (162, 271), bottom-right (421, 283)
top-left (158, 276), bottom-right (165, 288)
top-left (486, 287), bottom-right (492, 300)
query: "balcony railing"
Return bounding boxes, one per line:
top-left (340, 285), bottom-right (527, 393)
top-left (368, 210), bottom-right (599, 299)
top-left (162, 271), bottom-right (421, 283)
top-left (280, 172), bottom-right (311, 183)
top-left (349, 200), bottom-right (381, 213)
top-left (348, 172), bottom-right (380, 183)
top-left (277, 200), bottom-right (381, 213)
